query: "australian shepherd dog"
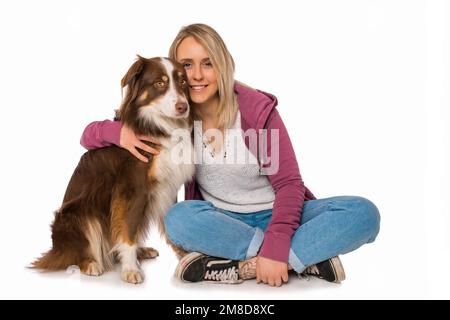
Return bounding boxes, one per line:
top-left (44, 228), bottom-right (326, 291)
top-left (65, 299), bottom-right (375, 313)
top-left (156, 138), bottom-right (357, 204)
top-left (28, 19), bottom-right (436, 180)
top-left (32, 56), bottom-right (195, 284)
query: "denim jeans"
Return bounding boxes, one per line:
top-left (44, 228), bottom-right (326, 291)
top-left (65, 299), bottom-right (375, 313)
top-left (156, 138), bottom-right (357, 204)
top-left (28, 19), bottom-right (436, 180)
top-left (164, 196), bottom-right (380, 273)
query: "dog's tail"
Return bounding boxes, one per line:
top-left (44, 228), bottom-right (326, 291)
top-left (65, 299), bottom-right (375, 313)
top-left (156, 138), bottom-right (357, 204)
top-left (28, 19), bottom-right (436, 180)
top-left (30, 249), bottom-right (74, 271)
top-left (31, 208), bottom-right (84, 272)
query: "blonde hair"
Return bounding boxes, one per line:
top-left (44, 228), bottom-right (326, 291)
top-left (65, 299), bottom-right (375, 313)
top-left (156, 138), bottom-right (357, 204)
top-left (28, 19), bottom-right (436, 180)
top-left (169, 23), bottom-right (238, 130)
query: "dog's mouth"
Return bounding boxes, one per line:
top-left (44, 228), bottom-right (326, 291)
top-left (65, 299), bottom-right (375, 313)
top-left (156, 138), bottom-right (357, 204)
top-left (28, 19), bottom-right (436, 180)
top-left (174, 109), bottom-right (189, 119)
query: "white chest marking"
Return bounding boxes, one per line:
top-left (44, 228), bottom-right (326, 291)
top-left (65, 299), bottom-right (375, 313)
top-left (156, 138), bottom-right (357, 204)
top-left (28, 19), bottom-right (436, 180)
top-left (148, 134), bottom-right (195, 218)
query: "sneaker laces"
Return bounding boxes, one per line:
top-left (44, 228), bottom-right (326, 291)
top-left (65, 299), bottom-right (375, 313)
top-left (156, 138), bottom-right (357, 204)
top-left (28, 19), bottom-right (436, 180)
top-left (304, 264), bottom-right (320, 276)
top-left (298, 264), bottom-right (319, 281)
top-left (205, 266), bottom-right (239, 282)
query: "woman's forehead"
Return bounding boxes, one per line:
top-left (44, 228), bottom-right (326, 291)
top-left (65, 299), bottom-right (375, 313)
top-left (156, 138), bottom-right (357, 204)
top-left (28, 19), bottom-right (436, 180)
top-left (177, 37), bottom-right (209, 59)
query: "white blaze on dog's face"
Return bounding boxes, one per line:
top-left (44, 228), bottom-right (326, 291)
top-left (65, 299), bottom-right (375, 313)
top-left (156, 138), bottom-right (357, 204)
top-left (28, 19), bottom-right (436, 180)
top-left (135, 58), bottom-right (190, 120)
top-left (156, 59), bottom-right (189, 118)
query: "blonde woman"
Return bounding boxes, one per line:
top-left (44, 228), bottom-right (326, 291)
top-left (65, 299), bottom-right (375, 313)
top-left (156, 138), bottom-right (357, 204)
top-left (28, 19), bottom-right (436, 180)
top-left (80, 24), bottom-right (380, 287)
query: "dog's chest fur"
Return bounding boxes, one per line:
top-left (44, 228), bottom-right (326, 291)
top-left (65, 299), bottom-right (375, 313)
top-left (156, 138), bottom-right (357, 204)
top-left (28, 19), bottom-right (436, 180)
top-left (147, 134), bottom-right (195, 218)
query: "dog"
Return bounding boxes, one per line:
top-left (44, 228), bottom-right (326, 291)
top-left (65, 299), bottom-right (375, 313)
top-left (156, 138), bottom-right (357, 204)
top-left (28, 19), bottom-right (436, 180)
top-left (32, 56), bottom-right (195, 284)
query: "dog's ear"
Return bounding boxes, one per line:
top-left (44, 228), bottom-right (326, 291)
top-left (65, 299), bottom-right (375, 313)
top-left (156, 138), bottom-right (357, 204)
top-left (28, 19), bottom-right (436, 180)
top-left (121, 55), bottom-right (145, 88)
top-left (118, 56), bottom-right (146, 124)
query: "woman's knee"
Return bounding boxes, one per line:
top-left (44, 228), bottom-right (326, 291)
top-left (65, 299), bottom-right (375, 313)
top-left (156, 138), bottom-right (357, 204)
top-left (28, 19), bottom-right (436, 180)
top-left (330, 196), bottom-right (380, 239)
top-left (164, 200), bottom-right (210, 236)
top-left (347, 196), bottom-right (381, 240)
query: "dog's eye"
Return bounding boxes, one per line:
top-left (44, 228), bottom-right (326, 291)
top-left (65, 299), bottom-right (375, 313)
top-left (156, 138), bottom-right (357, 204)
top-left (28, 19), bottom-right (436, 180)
top-left (154, 81), bottom-right (166, 88)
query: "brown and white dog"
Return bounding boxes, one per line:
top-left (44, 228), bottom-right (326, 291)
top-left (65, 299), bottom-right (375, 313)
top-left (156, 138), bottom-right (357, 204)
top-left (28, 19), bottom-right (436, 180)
top-left (32, 56), bottom-right (195, 284)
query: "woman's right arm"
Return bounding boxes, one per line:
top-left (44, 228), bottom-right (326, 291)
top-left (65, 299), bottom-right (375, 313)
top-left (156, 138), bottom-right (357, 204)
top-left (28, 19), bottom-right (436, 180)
top-left (80, 120), bottom-right (122, 150)
top-left (80, 120), bottom-right (160, 162)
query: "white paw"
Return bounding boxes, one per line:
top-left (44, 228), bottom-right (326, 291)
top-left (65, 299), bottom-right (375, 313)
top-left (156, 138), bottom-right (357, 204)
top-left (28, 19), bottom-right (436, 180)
top-left (121, 269), bottom-right (144, 284)
top-left (139, 247), bottom-right (159, 260)
top-left (82, 262), bottom-right (103, 276)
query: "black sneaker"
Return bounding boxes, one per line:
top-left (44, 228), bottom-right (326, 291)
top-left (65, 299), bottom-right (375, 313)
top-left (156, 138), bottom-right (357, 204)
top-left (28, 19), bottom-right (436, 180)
top-left (175, 252), bottom-right (243, 284)
top-left (301, 256), bottom-right (346, 283)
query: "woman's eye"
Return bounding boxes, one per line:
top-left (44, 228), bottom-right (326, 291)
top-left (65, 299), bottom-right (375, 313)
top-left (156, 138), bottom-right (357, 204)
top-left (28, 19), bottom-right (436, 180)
top-left (154, 81), bottom-right (166, 88)
top-left (203, 61), bottom-right (213, 68)
top-left (183, 63), bottom-right (192, 69)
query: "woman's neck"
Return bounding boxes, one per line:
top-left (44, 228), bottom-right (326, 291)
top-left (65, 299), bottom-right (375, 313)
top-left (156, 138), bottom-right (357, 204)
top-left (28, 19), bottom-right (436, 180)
top-left (194, 95), bottom-right (220, 125)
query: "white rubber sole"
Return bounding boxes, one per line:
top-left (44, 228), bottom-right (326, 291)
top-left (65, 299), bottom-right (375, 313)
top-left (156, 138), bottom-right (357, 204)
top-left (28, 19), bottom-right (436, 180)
top-left (174, 251), bottom-right (205, 282)
top-left (330, 256), bottom-right (346, 283)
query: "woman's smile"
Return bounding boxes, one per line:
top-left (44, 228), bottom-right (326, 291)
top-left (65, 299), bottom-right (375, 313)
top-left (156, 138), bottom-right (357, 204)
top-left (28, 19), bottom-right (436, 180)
top-left (189, 84), bottom-right (209, 93)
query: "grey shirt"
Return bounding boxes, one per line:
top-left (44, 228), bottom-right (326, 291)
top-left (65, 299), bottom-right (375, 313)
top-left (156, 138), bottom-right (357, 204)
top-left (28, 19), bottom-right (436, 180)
top-left (195, 111), bottom-right (275, 213)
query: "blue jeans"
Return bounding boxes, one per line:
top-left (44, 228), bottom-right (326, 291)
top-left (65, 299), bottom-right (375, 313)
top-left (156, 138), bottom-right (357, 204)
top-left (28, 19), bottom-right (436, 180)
top-left (164, 196), bottom-right (380, 273)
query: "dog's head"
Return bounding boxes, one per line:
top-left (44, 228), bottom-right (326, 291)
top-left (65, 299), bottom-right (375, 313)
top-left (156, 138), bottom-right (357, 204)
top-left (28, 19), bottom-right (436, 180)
top-left (117, 56), bottom-right (190, 136)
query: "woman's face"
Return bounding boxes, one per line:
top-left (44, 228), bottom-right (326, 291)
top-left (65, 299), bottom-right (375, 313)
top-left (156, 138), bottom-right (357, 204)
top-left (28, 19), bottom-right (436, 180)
top-left (176, 36), bottom-right (219, 106)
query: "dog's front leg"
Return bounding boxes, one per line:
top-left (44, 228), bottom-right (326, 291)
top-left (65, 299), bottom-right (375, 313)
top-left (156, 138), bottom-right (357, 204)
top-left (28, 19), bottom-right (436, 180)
top-left (116, 243), bottom-right (143, 284)
top-left (111, 194), bottom-right (146, 284)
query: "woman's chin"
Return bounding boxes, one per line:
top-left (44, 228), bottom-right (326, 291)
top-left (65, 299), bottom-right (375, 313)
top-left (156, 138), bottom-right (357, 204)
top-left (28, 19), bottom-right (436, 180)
top-left (189, 92), bottom-right (219, 106)
top-left (190, 97), bottom-right (206, 104)
top-left (190, 95), bottom-right (211, 105)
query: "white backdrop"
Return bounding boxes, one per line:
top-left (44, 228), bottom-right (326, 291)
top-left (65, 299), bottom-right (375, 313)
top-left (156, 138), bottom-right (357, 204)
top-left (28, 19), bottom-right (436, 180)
top-left (0, 0), bottom-right (448, 300)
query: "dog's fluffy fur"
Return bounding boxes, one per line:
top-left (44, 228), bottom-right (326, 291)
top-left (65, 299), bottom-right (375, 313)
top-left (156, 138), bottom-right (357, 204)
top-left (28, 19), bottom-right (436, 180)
top-left (32, 56), bottom-right (195, 284)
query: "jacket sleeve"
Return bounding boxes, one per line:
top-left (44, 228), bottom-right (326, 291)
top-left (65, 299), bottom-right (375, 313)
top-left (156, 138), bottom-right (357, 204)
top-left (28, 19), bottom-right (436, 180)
top-left (258, 109), bottom-right (306, 263)
top-left (80, 120), bottom-right (122, 150)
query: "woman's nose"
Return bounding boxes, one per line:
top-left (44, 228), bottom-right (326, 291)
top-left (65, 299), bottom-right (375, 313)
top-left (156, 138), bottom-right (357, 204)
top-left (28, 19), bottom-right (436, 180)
top-left (191, 65), bottom-right (203, 81)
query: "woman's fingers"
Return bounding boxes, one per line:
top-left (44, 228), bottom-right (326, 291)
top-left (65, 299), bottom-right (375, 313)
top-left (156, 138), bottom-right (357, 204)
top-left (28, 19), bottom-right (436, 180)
top-left (282, 271), bottom-right (289, 283)
top-left (136, 141), bottom-right (160, 155)
top-left (130, 147), bottom-right (149, 163)
top-left (275, 277), bottom-right (283, 287)
top-left (120, 124), bottom-right (161, 161)
top-left (138, 135), bottom-right (161, 146)
top-left (257, 274), bottom-right (285, 287)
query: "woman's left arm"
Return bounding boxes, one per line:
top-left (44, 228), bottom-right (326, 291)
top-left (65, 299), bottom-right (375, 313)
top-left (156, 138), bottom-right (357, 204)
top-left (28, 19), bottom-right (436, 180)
top-left (258, 108), bottom-right (307, 264)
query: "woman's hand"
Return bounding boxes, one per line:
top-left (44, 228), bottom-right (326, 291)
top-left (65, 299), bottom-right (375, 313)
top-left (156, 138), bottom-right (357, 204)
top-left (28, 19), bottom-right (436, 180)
top-left (119, 124), bottom-right (161, 162)
top-left (256, 256), bottom-right (289, 287)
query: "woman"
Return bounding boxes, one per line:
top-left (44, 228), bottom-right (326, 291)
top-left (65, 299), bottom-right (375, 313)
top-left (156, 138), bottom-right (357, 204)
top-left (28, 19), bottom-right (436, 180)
top-left (80, 24), bottom-right (380, 287)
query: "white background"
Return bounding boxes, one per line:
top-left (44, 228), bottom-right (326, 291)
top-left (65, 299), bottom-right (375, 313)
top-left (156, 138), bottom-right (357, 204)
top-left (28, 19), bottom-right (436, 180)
top-left (0, 0), bottom-right (448, 300)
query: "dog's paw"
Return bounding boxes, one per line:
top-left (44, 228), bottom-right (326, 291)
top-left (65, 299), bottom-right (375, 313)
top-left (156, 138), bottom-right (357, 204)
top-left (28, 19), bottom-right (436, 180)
top-left (121, 269), bottom-right (144, 284)
top-left (137, 247), bottom-right (159, 260)
top-left (80, 261), bottom-right (103, 277)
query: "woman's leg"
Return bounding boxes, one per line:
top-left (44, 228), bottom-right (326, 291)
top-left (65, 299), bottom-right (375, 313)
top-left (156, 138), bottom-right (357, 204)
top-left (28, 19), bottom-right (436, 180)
top-left (288, 196), bottom-right (380, 273)
top-left (167, 197), bottom-right (379, 283)
top-left (164, 200), bottom-right (264, 261)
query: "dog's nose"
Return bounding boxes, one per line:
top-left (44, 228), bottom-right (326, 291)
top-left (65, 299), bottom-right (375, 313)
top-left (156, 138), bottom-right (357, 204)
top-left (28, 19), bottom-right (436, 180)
top-left (176, 102), bottom-right (188, 115)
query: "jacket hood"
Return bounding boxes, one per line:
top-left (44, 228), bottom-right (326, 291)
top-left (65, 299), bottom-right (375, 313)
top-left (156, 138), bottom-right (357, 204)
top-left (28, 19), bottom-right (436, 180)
top-left (234, 83), bottom-right (278, 132)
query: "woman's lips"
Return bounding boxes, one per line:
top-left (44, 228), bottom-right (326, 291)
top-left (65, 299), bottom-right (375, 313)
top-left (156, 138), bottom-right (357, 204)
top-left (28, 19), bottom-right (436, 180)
top-left (189, 85), bottom-right (208, 92)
